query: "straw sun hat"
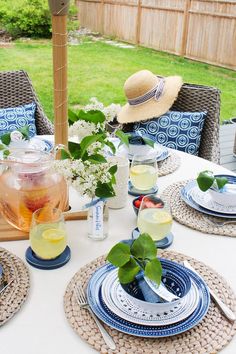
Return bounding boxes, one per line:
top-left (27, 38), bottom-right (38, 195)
top-left (117, 70), bottom-right (183, 124)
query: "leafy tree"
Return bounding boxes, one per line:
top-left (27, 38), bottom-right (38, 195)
top-left (0, 0), bottom-right (78, 38)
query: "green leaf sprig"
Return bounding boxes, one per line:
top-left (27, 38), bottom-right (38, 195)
top-left (197, 170), bottom-right (228, 192)
top-left (0, 125), bottom-right (30, 159)
top-left (0, 125), bottom-right (30, 146)
top-left (106, 233), bottom-right (162, 285)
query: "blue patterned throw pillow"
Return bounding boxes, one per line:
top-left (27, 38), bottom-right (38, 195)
top-left (133, 111), bottom-right (207, 155)
top-left (0, 102), bottom-right (37, 138)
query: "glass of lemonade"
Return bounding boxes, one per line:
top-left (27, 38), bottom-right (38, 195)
top-left (130, 153), bottom-right (158, 191)
top-left (30, 207), bottom-right (67, 260)
top-left (137, 195), bottom-right (172, 241)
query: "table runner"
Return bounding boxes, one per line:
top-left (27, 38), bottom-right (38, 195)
top-left (161, 180), bottom-right (236, 237)
top-left (64, 250), bottom-right (236, 354)
top-left (0, 247), bottom-right (30, 326)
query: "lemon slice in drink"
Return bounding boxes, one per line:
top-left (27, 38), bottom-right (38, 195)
top-left (42, 228), bottom-right (65, 242)
top-left (152, 210), bottom-right (172, 223)
top-left (130, 165), bottom-right (148, 175)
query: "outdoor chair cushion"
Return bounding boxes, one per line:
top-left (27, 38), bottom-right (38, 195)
top-left (133, 110), bottom-right (207, 155)
top-left (0, 102), bottom-right (37, 138)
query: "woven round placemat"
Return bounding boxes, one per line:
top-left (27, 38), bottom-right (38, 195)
top-left (161, 180), bottom-right (236, 237)
top-left (64, 250), bottom-right (236, 354)
top-left (0, 247), bottom-right (30, 326)
top-left (158, 152), bottom-right (181, 177)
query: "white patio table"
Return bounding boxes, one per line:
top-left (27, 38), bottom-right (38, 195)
top-left (1, 148), bottom-right (236, 354)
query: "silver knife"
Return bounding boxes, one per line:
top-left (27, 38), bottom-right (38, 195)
top-left (183, 260), bottom-right (236, 322)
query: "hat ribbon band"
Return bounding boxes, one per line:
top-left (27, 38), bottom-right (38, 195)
top-left (128, 79), bottom-right (165, 106)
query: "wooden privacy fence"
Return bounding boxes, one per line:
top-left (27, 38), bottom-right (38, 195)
top-left (76, 0), bottom-right (236, 70)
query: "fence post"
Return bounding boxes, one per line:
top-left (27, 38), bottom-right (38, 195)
top-left (181, 0), bottom-right (191, 56)
top-left (100, 0), bottom-right (105, 34)
top-left (136, 0), bottom-right (142, 44)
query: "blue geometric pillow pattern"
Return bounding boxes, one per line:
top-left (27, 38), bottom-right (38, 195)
top-left (0, 102), bottom-right (37, 138)
top-left (133, 110), bottom-right (207, 155)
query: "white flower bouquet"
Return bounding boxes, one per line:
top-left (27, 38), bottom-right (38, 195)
top-left (55, 101), bottom-right (119, 199)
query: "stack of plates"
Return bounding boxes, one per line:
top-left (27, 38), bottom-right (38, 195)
top-left (7, 136), bottom-right (53, 153)
top-left (28, 137), bottom-right (53, 152)
top-left (86, 259), bottom-right (210, 338)
top-left (118, 143), bottom-right (169, 163)
top-left (181, 174), bottom-right (236, 219)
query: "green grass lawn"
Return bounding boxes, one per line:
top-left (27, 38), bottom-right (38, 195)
top-left (0, 39), bottom-right (236, 122)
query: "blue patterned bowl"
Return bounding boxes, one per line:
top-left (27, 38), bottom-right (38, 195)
top-left (121, 258), bottom-right (191, 313)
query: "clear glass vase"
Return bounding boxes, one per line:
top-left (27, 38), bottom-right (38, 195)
top-left (87, 199), bottom-right (109, 240)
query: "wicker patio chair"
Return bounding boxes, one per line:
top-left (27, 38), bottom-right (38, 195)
top-left (0, 70), bottom-right (54, 135)
top-left (123, 81), bottom-right (221, 164)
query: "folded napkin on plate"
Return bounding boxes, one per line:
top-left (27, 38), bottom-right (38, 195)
top-left (135, 272), bottom-right (161, 303)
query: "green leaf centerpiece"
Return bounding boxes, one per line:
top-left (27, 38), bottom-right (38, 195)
top-left (106, 233), bottom-right (162, 286)
top-left (197, 170), bottom-right (228, 192)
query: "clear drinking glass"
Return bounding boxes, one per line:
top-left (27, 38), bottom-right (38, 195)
top-left (30, 207), bottom-right (67, 259)
top-left (130, 153), bottom-right (158, 190)
top-left (137, 194), bottom-right (173, 241)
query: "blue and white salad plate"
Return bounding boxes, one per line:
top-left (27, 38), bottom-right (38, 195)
top-left (87, 262), bottom-right (210, 338)
top-left (181, 179), bottom-right (236, 219)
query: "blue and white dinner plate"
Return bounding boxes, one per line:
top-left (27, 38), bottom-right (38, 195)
top-left (190, 186), bottom-right (236, 215)
top-left (42, 139), bottom-right (53, 152)
top-left (101, 268), bottom-right (199, 326)
top-left (87, 262), bottom-right (210, 338)
top-left (181, 179), bottom-right (236, 219)
top-left (156, 147), bottom-right (170, 162)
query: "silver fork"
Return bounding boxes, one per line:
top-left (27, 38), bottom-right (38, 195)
top-left (0, 279), bottom-right (14, 295)
top-left (204, 218), bottom-right (236, 227)
top-left (74, 283), bottom-right (116, 351)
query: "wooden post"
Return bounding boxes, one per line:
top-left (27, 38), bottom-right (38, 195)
top-left (181, 0), bottom-right (191, 56)
top-left (48, 0), bottom-right (70, 212)
top-left (100, 0), bottom-right (105, 34)
top-left (52, 16), bottom-right (68, 147)
top-left (136, 0), bottom-right (142, 44)
top-left (48, 0), bottom-right (70, 148)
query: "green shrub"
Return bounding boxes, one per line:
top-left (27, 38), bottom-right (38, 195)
top-left (0, 0), bottom-right (78, 38)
